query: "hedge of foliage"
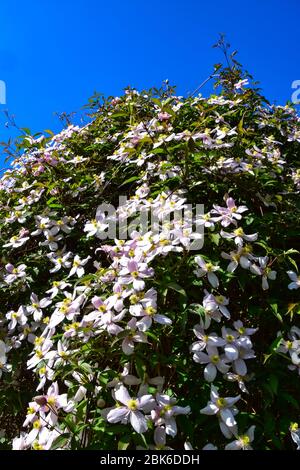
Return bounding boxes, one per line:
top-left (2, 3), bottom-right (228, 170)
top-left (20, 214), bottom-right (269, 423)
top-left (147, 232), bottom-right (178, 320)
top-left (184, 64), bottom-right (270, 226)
top-left (0, 60), bottom-right (300, 450)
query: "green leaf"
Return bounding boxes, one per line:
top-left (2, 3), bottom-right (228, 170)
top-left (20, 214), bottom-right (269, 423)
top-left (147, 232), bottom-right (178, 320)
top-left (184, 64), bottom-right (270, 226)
top-left (51, 433), bottom-right (70, 450)
top-left (165, 282), bottom-right (187, 298)
top-left (210, 233), bottom-right (220, 246)
top-left (118, 436), bottom-right (131, 450)
top-left (119, 176), bottom-right (140, 187)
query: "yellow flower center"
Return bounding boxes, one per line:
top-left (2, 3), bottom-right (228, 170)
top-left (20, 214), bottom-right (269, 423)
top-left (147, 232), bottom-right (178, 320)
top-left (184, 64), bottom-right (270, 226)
top-left (32, 441), bottom-right (44, 450)
top-left (234, 227), bottom-right (244, 236)
top-left (27, 406), bottom-right (36, 415)
top-left (226, 334), bottom-right (234, 342)
top-left (211, 355), bottom-right (219, 364)
top-left (127, 399), bottom-right (138, 411)
top-left (34, 337), bottom-right (44, 346)
top-left (130, 294), bottom-right (139, 304)
top-left (240, 435), bottom-right (250, 446)
top-left (98, 305), bottom-right (107, 312)
top-left (216, 398), bottom-right (226, 408)
top-left (33, 419), bottom-right (41, 429)
top-left (145, 306), bottom-right (156, 316)
top-left (47, 396), bottom-right (56, 406)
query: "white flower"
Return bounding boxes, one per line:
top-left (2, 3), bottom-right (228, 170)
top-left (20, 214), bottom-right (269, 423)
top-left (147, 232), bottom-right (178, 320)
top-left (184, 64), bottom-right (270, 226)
top-left (225, 426), bottom-right (255, 450)
top-left (250, 256), bottom-right (277, 290)
top-left (290, 422), bottom-right (300, 450)
top-left (194, 256), bottom-right (220, 288)
top-left (106, 385), bottom-right (155, 434)
top-left (40, 227), bottom-right (63, 251)
top-left (0, 341), bottom-right (12, 378)
top-left (220, 227), bottom-right (258, 246)
top-left (27, 293), bottom-right (52, 322)
top-left (6, 306), bottom-right (28, 330)
top-left (287, 271), bottom-right (300, 290)
top-left (47, 251), bottom-right (72, 273)
top-left (4, 263), bottom-right (27, 284)
top-left (200, 385), bottom-right (240, 428)
top-left (193, 345), bottom-right (229, 382)
top-left (84, 212), bottom-right (108, 238)
top-left (3, 232), bottom-right (30, 248)
top-left (68, 255), bottom-right (91, 278)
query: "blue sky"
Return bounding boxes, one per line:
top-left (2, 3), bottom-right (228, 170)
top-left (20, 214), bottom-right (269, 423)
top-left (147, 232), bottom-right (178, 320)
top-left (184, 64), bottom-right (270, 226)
top-left (0, 0), bottom-right (299, 168)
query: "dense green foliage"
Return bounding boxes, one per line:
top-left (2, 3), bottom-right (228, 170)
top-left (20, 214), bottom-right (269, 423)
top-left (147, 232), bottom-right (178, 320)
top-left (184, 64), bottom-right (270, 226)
top-left (0, 57), bottom-right (300, 450)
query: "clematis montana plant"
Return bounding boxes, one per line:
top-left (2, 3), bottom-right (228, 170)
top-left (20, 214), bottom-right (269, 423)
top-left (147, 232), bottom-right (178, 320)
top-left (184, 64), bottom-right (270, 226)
top-left (0, 51), bottom-right (300, 451)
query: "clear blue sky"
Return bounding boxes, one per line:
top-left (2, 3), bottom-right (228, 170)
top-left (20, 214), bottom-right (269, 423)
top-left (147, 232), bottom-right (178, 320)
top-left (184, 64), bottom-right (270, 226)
top-left (0, 0), bottom-right (299, 168)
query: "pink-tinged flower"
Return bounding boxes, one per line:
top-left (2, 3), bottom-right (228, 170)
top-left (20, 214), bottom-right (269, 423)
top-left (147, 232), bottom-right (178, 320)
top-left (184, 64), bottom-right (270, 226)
top-left (33, 382), bottom-right (68, 426)
top-left (136, 308), bottom-right (172, 332)
top-left (23, 401), bottom-right (40, 427)
top-left (0, 340), bottom-right (12, 378)
top-left (52, 216), bottom-right (76, 234)
top-left (36, 362), bottom-right (55, 391)
top-left (107, 385), bottom-right (155, 433)
top-left (119, 259), bottom-right (154, 291)
top-left (287, 271), bottom-right (300, 290)
top-left (82, 296), bottom-right (125, 335)
top-left (191, 325), bottom-right (225, 353)
top-left (40, 227), bottom-right (63, 251)
top-left (152, 426), bottom-right (172, 450)
top-left (225, 425), bottom-right (255, 450)
top-left (12, 433), bottom-right (28, 450)
top-left (194, 256), bottom-right (220, 288)
top-left (158, 112), bottom-right (172, 121)
top-left (220, 227), bottom-right (258, 246)
top-left (221, 326), bottom-right (240, 360)
top-left (250, 256), bottom-right (277, 290)
top-left (27, 338), bottom-right (54, 369)
top-left (109, 283), bottom-right (131, 313)
top-left (151, 394), bottom-right (190, 438)
top-left (30, 427), bottom-right (61, 450)
top-left (111, 97), bottom-right (121, 106)
top-left (205, 291), bottom-right (231, 319)
top-left (129, 288), bottom-right (171, 331)
top-left (84, 212), bottom-right (108, 238)
top-left (68, 255), bottom-right (90, 278)
top-left (107, 363), bottom-right (141, 388)
top-left (196, 212), bottom-right (216, 229)
top-left (290, 423), bottom-right (300, 450)
top-left (28, 293), bottom-right (52, 321)
top-left (49, 293), bottom-right (85, 328)
top-left (6, 306), bottom-right (27, 330)
top-left (4, 263), bottom-right (27, 284)
top-left (31, 216), bottom-right (51, 236)
top-left (211, 197), bottom-right (248, 227)
top-left (121, 318), bottom-right (148, 355)
top-left (233, 320), bottom-right (258, 338)
top-left (200, 385), bottom-right (240, 428)
top-left (47, 251), bottom-right (72, 273)
top-left (234, 79), bottom-right (249, 90)
top-left (3, 231), bottom-right (30, 249)
top-left (221, 246), bottom-right (253, 272)
top-left (46, 280), bottom-right (72, 298)
top-left (193, 345), bottom-right (229, 382)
